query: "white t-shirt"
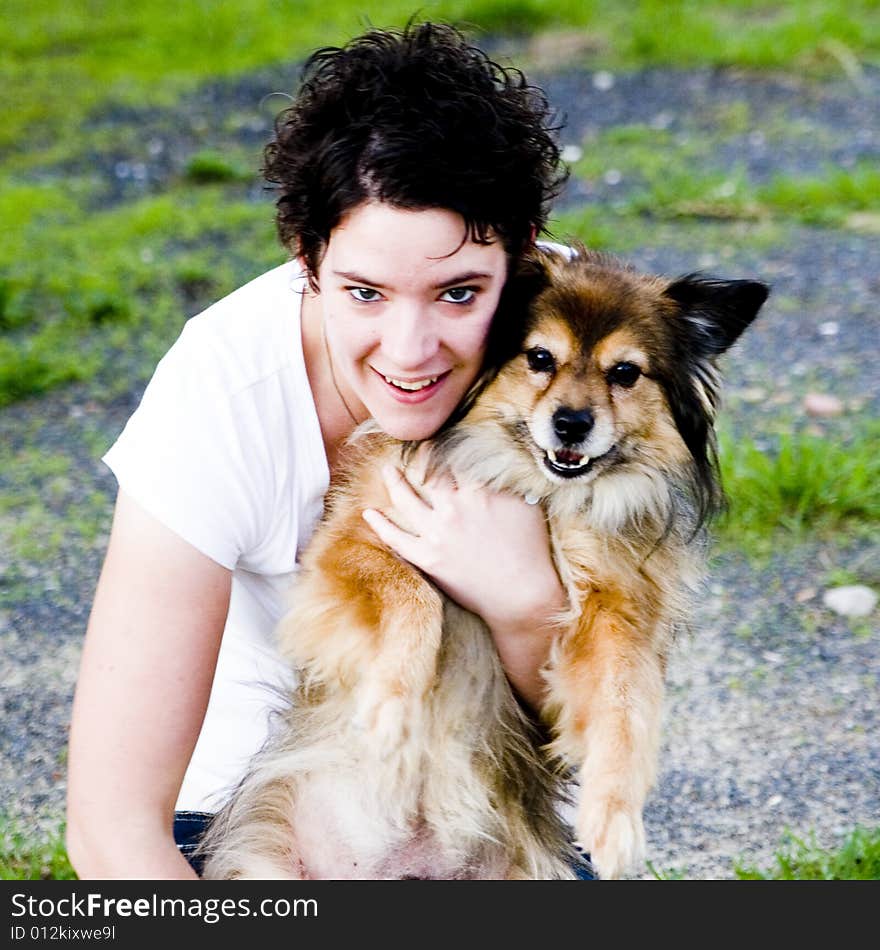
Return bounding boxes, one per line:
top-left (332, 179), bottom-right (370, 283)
top-left (103, 260), bottom-right (330, 812)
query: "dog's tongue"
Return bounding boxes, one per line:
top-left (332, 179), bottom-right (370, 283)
top-left (556, 448), bottom-right (584, 466)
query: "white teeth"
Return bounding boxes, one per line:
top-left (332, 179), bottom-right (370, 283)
top-left (384, 375), bottom-right (438, 392)
top-left (547, 448), bottom-right (587, 469)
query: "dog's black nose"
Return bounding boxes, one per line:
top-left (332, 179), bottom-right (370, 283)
top-left (553, 407), bottom-right (594, 444)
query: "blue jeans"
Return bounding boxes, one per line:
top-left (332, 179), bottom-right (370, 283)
top-left (173, 810), bottom-right (213, 877)
top-left (173, 811), bottom-right (595, 879)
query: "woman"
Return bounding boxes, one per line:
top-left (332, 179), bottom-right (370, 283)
top-left (65, 21), bottom-right (575, 879)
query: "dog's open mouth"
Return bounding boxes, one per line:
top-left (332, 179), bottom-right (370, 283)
top-left (542, 446), bottom-right (616, 479)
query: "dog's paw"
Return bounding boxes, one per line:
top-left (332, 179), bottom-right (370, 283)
top-left (574, 798), bottom-right (646, 880)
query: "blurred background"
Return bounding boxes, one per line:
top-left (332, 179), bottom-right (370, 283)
top-left (1, 1), bottom-right (878, 879)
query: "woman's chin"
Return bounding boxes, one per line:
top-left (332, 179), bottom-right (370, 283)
top-left (370, 407), bottom-right (446, 443)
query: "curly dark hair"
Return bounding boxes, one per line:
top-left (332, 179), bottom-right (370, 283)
top-left (263, 21), bottom-right (567, 283)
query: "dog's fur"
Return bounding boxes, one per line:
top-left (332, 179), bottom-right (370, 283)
top-left (197, 246), bottom-right (768, 880)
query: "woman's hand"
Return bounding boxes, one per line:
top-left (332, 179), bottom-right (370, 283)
top-left (361, 450), bottom-right (569, 710)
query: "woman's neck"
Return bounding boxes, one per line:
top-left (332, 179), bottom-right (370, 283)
top-left (299, 287), bottom-right (363, 472)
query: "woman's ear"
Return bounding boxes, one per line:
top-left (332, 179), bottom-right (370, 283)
top-left (297, 254), bottom-right (321, 295)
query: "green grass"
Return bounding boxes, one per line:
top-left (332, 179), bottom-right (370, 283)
top-left (570, 124), bottom-right (880, 228)
top-left (3, 1), bottom-right (879, 150)
top-left (716, 421), bottom-right (880, 553)
top-left (0, 180), bottom-right (281, 407)
top-left (761, 164), bottom-right (880, 227)
top-left (735, 826), bottom-right (880, 880)
top-left (185, 150), bottom-right (259, 185)
top-left (3, 816), bottom-right (876, 879)
top-left (0, 819), bottom-right (77, 881)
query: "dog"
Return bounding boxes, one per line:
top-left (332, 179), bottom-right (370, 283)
top-left (197, 245), bottom-right (768, 879)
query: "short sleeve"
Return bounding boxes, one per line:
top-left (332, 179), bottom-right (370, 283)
top-left (103, 320), bottom-right (267, 571)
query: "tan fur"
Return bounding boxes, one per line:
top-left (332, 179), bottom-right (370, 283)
top-left (198, 248), bottom-right (765, 880)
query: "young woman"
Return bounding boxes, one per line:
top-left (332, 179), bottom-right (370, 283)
top-left (65, 21), bottom-right (577, 879)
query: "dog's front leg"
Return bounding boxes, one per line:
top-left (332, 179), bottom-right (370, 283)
top-left (280, 526), bottom-right (445, 752)
top-left (348, 551), bottom-right (446, 752)
top-left (546, 590), bottom-right (665, 879)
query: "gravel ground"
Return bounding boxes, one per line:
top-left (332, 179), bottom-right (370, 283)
top-left (1, 60), bottom-right (877, 879)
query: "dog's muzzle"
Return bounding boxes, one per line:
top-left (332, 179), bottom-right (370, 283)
top-left (544, 407), bottom-right (600, 478)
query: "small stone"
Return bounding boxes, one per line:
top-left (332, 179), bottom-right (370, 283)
top-left (561, 144), bottom-right (583, 164)
top-left (603, 169), bottom-right (622, 186)
top-left (822, 585), bottom-right (878, 618)
top-left (770, 391), bottom-right (794, 406)
top-left (739, 386), bottom-right (767, 404)
top-left (818, 321), bottom-right (839, 337)
top-left (766, 794), bottom-right (782, 808)
top-left (795, 587), bottom-right (817, 603)
top-left (846, 212), bottom-right (880, 234)
top-left (592, 71), bottom-right (615, 91)
top-left (803, 392), bottom-right (844, 417)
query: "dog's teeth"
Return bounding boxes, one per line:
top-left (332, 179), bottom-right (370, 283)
top-left (547, 447), bottom-right (586, 469)
top-left (384, 376), bottom-right (438, 392)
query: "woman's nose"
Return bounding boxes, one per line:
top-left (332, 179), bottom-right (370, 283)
top-left (381, 306), bottom-right (439, 369)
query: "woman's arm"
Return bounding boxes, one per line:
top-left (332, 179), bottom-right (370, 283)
top-left (66, 490), bottom-right (232, 879)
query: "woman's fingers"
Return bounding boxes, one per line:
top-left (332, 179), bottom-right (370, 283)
top-left (380, 464), bottom-right (431, 529)
top-left (407, 444), bottom-right (458, 498)
top-left (362, 507), bottom-right (424, 566)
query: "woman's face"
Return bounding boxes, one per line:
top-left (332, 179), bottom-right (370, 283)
top-left (314, 202), bottom-right (509, 441)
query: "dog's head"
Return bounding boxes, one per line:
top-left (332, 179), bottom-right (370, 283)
top-left (440, 245), bottom-right (768, 530)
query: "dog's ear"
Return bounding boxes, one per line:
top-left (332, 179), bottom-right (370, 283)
top-left (483, 247), bottom-right (553, 365)
top-left (664, 275), bottom-right (769, 356)
top-left (512, 245), bottom-right (556, 292)
top-left (660, 276), bottom-right (767, 527)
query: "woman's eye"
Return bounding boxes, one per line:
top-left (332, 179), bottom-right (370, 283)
top-left (349, 287), bottom-right (382, 303)
top-left (526, 347), bottom-right (556, 373)
top-left (607, 361), bottom-right (642, 387)
top-left (440, 286), bottom-right (476, 304)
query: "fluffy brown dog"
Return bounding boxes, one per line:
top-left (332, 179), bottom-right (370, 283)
top-left (197, 246), bottom-right (768, 880)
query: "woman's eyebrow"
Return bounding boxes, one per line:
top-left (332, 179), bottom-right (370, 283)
top-left (434, 271), bottom-right (494, 289)
top-left (332, 269), bottom-right (495, 289)
top-left (333, 270), bottom-right (388, 288)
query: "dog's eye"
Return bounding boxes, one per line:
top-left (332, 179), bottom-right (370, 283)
top-left (526, 348), bottom-right (556, 373)
top-left (607, 362), bottom-right (642, 387)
